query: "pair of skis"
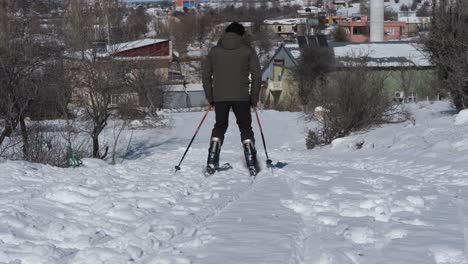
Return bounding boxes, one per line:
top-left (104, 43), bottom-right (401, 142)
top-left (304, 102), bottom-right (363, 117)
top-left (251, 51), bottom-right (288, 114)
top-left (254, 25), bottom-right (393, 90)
top-left (175, 106), bottom-right (275, 176)
top-left (204, 162), bottom-right (262, 177)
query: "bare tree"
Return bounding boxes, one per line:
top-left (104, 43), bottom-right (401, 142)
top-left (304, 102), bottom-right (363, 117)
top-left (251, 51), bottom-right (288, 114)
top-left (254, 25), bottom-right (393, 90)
top-left (129, 62), bottom-right (167, 117)
top-left (124, 6), bottom-right (151, 41)
top-left (293, 46), bottom-right (335, 109)
top-left (64, 1), bottom-right (136, 159)
top-left (424, 0), bottom-right (468, 111)
top-left (0, 0), bottom-right (61, 159)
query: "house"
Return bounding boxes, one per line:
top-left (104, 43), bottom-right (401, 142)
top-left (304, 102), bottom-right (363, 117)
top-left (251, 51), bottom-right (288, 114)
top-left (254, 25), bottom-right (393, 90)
top-left (261, 41), bottom-right (438, 108)
top-left (261, 18), bottom-right (307, 40)
top-left (337, 16), bottom-right (407, 42)
top-left (66, 38), bottom-right (177, 108)
top-left (398, 16), bottom-right (431, 37)
top-left (261, 36), bottom-right (328, 107)
top-left (175, 0), bottom-right (199, 9)
top-left (261, 44), bottom-right (300, 106)
top-left (297, 6), bottom-right (323, 16)
top-left (332, 42), bottom-right (437, 102)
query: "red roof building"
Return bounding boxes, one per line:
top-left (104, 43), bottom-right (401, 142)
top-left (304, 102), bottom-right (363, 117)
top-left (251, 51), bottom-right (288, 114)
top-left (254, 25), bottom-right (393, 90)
top-left (175, 0), bottom-right (199, 9)
top-left (338, 16), bottom-right (407, 43)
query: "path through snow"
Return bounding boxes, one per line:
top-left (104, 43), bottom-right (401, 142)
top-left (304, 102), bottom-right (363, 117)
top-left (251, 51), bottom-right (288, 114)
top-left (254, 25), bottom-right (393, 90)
top-left (1, 102), bottom-right (468, 264)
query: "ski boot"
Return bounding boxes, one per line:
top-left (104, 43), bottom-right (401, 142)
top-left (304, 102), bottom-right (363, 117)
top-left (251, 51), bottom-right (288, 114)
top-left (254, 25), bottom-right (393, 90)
top-left (206, 137), bottom-right (222, 175)
top-left (242, 139), bottom-right (259, 176)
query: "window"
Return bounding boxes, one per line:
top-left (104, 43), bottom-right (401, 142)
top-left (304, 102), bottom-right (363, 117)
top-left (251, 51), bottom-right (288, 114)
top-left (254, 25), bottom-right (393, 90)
top-left (386, 28), bottom-right (394, 35)
top-left (274, 59), bottom-right (285, 65)
top-left (277, 26), bottom-right (282, 32)
top-left (353, 26), bottom-right (366, 35)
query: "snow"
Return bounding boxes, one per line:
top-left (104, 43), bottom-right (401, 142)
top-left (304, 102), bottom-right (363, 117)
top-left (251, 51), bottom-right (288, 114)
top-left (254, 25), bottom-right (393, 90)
top-left (334, 43), bottom-right (432, 67)
top-left (264, 18), bottom-right (304, 25)
top-left (165, 83), bottom-right (204, 92)
top-left (455, 110), bottom-right (468, 125)
top-left (398, 16), bottom-right (432, 24)
top-left (1, 101), bottom-right (468, 263)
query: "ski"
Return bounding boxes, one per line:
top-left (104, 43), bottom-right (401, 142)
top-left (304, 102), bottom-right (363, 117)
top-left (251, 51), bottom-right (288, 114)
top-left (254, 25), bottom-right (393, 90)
top-left (204, 163), bottom-right (233, 177)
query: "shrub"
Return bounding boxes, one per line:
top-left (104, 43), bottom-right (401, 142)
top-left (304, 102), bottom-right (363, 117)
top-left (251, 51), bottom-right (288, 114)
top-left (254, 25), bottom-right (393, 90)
top-left (315, 66), bottom-right (394, 144)
top-left (333, 27), bottom-right (349, 42)
top-left (306, 130), bottom-right (321, 149)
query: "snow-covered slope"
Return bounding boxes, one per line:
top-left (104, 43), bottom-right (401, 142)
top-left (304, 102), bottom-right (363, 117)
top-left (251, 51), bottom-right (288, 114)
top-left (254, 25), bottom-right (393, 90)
top-left (1, 101), bottom-right (467, 264)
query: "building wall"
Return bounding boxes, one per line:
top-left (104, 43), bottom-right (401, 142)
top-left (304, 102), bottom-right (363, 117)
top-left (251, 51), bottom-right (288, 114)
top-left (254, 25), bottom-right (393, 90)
top-left (339, 21), bottom-right (406, 43)
top-left (382, 69), bottom-right (438, 100)
top-left (261, 24), bottom-right (297, 36)
top-left (264, 67), bottom-right (438, 108)
top-left (383, 22), bottom-right (405, 41)
top-left (175, 0), bottom-right (199, 8)
top-left (164, 90), bottom-right (208, 109)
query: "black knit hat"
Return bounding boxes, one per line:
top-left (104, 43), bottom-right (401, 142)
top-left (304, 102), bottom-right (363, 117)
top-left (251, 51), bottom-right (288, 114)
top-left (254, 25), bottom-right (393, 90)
top-left (225, 22), bottom-right (245, 36)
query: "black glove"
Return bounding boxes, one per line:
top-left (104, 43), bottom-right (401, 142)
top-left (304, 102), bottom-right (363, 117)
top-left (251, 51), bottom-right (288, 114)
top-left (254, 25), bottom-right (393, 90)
top-left (250, 101), bottom-right (257, 108)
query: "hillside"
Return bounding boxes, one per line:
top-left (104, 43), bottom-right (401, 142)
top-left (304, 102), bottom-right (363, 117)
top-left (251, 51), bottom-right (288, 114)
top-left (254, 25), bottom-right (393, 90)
top-left (0, 101), bottom-right (467, 264)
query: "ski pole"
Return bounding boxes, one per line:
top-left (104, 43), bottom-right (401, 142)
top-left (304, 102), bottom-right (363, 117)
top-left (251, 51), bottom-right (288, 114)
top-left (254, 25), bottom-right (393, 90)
top-left (174, 105), bottom-right (212, 173)
top-left (253, 106), bottom-right (273, 167)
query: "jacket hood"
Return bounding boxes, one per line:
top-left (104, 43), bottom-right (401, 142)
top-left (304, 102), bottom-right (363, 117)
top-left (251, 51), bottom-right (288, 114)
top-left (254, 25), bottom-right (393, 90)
top-left (218, 32), bottom-right (243, 50)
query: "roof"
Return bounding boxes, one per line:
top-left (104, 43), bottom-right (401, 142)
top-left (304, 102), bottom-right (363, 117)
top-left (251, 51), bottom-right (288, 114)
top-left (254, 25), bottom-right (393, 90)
top-left (261, 36), bottom-right (330, 76)
top-left (263, 18), bottom-right (304, 25)
top-left (398, 16), bottom-right (431, 24)
top-left (333, 42), bottom-right (432, 68)
top-left (66, 38), bottom-right (169, 60)
top-left (110, 39), bottom-right (168, 53)
top-left (285, 44), bottom-right (301, 61)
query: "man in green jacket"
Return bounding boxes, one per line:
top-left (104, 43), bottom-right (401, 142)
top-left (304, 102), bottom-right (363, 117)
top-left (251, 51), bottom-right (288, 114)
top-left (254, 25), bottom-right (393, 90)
top-left (202, 22), bottom-right (262, 176)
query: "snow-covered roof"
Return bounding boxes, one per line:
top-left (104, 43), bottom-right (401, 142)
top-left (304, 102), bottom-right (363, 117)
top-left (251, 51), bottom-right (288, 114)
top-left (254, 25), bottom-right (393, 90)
top-left (65, 38), bottom-right (169, 60)
top-left (264, 18), bottom-right (304, 25)
top-left (334, 43), bottom-right (432, 68)
top-left (110, 39), bottom-right (168, 53)
top-left (398, 16), bottom-right (431, 24)
top-left (284, 44), bottom-right (300, 49)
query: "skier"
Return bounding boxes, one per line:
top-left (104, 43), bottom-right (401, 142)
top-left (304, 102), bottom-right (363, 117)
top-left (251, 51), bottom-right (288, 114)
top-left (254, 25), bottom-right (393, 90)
top-left (202, 22), bottom-right (262, 176)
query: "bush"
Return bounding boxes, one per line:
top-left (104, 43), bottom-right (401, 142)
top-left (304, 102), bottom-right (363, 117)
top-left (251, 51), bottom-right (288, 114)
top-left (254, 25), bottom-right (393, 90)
top-left (306, 129), bottom-right (321, 149)
top-left (316, 66), bottom-right (393, 144)
top-left (333, 27), bottom-right (349, 42)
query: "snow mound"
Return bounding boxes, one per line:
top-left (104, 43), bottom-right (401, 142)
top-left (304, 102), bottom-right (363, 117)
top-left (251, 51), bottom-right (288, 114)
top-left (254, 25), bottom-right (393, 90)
top-left (454, 109), bottom-right (468, 125)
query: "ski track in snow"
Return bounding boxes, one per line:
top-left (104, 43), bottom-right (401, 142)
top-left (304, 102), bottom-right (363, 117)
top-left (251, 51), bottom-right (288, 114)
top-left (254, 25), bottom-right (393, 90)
top-left (1, 102), bottom-right (468, 264)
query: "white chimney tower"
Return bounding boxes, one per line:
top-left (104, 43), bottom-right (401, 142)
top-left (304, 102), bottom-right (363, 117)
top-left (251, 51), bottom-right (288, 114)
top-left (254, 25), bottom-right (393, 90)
top-left (370, 0), bottom-right (385, 42)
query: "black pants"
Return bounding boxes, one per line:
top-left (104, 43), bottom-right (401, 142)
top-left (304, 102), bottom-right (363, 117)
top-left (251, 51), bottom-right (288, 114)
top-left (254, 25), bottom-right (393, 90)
top-left (211, 101), bottom-right (254, 143)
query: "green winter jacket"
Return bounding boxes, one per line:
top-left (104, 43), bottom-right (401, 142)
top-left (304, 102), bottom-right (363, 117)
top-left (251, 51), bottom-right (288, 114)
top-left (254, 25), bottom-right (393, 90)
top-left (202, 32), bottom-right (262, 104)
